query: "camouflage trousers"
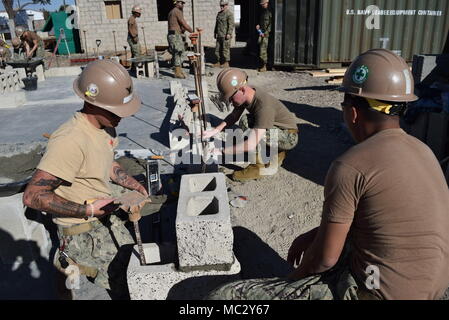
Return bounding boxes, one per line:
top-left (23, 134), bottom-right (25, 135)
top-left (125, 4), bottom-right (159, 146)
top-left (215, 37), bottom-right (231, 63)
top-left (239, 114), bottom-right (299, 151)
top-left (55, 213), bottom-right (134, 297)
top-left (258, 36), bottom-right (269, 64)
top-left (167, 33), bottom-right (185, 67)
top-left (127, 37), bottom-right (141, 58)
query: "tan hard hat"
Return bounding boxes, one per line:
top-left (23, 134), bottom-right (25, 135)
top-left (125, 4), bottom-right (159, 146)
top-left (220, 0), bottom-right (229, 5)
top-left (11, 38), bottom-right (21, 48)
top-left (73, 60), bottom-right (141, 117)
top-left (342, 49), bottom-right (418, 102)
top-left (15, 26), bottom-right (26, 37)
top-left (132, 5), bottom-right (142, 13)
top-left (216, 68), bottom-right (248, 102)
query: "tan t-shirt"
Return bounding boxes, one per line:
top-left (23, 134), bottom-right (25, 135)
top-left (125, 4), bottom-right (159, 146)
top-left (323, 129), bottom-right (449, 300)
top-left (37, 112), bottom-right (119, 226)
top-left (167, 7), bottom-right (192, 33)
top-left (128, 15), bottom-right (138, 38)
top-left (245, 87), bottom-right (299, 129)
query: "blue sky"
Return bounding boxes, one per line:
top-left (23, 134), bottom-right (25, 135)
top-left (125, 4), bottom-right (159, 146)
top-left (0, 0), bottom-right (75, 12)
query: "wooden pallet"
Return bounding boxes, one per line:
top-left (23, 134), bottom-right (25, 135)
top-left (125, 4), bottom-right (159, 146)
top-left (308, 71), bottom-right (345, 78)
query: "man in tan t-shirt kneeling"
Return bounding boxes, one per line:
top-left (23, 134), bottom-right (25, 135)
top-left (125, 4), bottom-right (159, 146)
top-left (23, 60), bottom-right (148, 299)
top-left (203, 68), bottom-right (300, 182)
top-left (208, 49), bottom-right (449, 300)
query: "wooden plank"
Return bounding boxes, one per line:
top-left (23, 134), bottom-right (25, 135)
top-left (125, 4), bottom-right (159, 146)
top-left (309, 71), bottom-right (345, 77)
top-left (325, 79), bottom-right (343, 84)
top-left (326, 68), bottom-right (347, 73)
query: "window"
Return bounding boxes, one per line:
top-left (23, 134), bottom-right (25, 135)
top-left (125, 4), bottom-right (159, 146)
top-left (157, 0), bottom-right (172, 21)
top-left (105, 1), bottom-right (123, 19)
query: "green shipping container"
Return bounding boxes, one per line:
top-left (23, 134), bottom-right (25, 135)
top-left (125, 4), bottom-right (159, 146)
top-left (273, 0), bottom-right (449, 68)
top-left (42, 12), bottom-right (81, 55)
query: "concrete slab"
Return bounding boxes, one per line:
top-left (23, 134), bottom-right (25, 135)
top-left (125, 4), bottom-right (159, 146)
top-left (44, 66), bottom-right (82, 78)
top-left (127, 242), bottom-right (241, 300)
top-left (0, 91), bottom-right (27, 109)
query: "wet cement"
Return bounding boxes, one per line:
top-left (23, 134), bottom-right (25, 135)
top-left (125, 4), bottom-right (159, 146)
top-left (0, 145), bottom-right (44, 184)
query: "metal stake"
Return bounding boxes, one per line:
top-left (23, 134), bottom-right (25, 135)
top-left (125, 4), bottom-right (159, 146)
top-left (83, 30), bottom-right (88, 59)
top-left (112, 31), bottom-right (117, 56)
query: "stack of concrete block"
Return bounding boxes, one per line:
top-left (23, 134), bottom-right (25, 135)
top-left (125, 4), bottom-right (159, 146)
top-left (0, 66), bottom-right (22, 94)
top-left (176, 173), bottom-right (234, 271)
top-left (0, 193), bottom-right (52, 266)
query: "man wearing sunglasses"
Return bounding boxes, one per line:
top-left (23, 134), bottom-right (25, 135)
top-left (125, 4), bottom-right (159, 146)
top-left (208, 49), bottom-right (449, 300)
top-left (203, 67), bottom-right (299, 181)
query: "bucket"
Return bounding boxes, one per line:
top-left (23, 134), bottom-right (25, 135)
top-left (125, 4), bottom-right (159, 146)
top-left (22, 76), bottom-right (38, 91)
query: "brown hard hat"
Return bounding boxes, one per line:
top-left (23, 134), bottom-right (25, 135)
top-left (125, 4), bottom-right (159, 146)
top-left (132, 5), bottom-right (142, 13)
top-left (15, 26), bottom-right (26, 37)
top-left (342, 49), bottom-right (418, 102)
top-left (216, 68), bottom-right (248, 102)
top-left (73, 60), bottom-right (141, 117)
top-left (11, 37), bottom-right (21, 48)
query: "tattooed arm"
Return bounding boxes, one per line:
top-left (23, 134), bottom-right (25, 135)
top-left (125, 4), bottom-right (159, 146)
top-left (23, 169), bottom-right (114, 218)
top-left (110, 161), bottom-right (149, 196)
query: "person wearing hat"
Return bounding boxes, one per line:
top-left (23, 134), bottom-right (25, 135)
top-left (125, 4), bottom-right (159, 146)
top-left (213, 0), bottom-right (234, 68)
top-left (207, 49), bottom-right (449, 300)
top-left (15, 25), bottom-right (45, 59)
top-left (167, 0), bottom-right (193, 79)
top-left (128, 5), bottom-right (142, 59)
top-left (23, 60), bottom-right (149, 299)
top-left (256, 0), bottom-right (271, 72)
top-left (203, 67), bottom-right (300, 181)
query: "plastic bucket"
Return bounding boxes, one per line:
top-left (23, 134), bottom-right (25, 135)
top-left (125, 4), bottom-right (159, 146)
top-left (22, 76), bottom-right (38, 91)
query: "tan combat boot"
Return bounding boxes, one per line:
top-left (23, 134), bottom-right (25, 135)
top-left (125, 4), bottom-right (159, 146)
top-left (232, 152), bottom-right (265, 182)
top-left (259, 151), bottom-right (286, 176)
top-left (220, 62), bottom-right (230, 68)
top-left (258, 64), bottom-right (267, 72)
top-left (174, 66), bottom-right (186, 79)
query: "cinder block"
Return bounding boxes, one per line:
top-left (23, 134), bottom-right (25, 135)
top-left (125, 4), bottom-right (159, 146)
top-left (176, 173), bottom-right (233, 271)
top-left (127, 242), bottom-right (241, 300)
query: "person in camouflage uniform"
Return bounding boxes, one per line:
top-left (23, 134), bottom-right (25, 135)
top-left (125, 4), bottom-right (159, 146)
top-left (203, 68), bottom-right (299, 182)
top-left (167, 0), bottom-right (193, 79)
top-left (256, 0), bottom-right (272, 72)
top-left (15, 26), bottom-right (45, 59)
top-left (127, 5), bottom-right (142, 59)
top-left (213, 0), bottom-right (234, 68)
top-left (23, 60), bottom-right (147, 300)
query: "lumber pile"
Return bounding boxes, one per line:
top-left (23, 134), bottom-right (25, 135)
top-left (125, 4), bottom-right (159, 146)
top-left (307, 68), bottom-right (346, 84)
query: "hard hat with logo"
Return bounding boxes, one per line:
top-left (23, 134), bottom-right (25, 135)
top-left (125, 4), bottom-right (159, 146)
top-left (73, 60), bottom-right (141, 117)
top-left (341, 49), bottom-right (418, 103)
top-left (15, 26), bottom-right (26, 38)
top-left (11, 38), bottom-right (21, 48)
top-left (132, 5), bottom-right (142, 14)
top-left (220, 0), bottom-right (229, 5)
top-left (216, 68), bottom-right (248, 102)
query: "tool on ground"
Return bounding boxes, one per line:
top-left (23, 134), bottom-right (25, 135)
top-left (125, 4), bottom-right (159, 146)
top-left (95, 39), bottom-right (102, 58)
top-left (141, 26), bottom-right (148, 56)
top-left (114, 191), bottom-right (151, 266)
top-left (112, 31), bottom-right (118, 56)
top-left (83, 30), bottom-right (88, 59)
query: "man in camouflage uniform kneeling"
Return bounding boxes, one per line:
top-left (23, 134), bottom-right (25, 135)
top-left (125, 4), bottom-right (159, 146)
top-left (202, 68), bottom-right (299, 181)
top-left (23, 60), bottom-right (149, 300)
top-left (213, 0), bottom-right (234, 68)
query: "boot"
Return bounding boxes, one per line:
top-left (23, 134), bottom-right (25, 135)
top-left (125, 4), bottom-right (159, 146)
top-left (212, 62), bottom-right (221, 68)
top-left (232, 163), bottom-right (264, 182)
top-left (258, 64), bottom-right (267, 72)
top-left (220, 62), bottom-right (230, 68)
top-left (259, 151), bottom-right (286, 176)
top-left (174, 66), bottom-right (185, 79)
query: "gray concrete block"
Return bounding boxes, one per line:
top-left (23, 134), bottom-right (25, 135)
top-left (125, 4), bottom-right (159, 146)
top-left (127, 242), bottom-right (241, 300)
top-left (176, 173), bottom-right (233, 271)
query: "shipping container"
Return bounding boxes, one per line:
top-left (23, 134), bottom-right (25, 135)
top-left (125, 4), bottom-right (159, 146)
top-left (273, 0), bottom-right (449, 68)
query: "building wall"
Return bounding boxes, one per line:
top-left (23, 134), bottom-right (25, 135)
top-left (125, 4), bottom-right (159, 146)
top-left (75, 0), bottom-right (235, 55)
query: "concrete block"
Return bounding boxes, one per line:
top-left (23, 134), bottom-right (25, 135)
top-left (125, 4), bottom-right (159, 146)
top-left (0, 91), bottom-right (27, 109)
top-left (0, 193), bottom-right (35, 264)
top-left (33, 64), bottom-right (46, 82)
top-left (170, 81), bottom-right (182, 96)
top-left (127, 242), bottom-right (241, 300)
top-left (44, 66), bottom-right (82, 77)
top-left (176, 173), bottom-right (233, 271)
